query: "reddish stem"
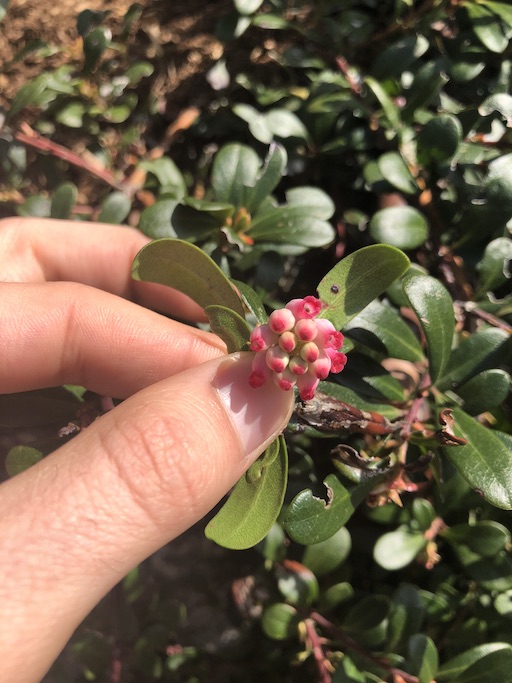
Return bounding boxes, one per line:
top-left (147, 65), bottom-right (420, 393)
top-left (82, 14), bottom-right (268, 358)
top-left (14, 122), bottom-right (124, 190)
top-left (304, 618), bottom-right (332, 683)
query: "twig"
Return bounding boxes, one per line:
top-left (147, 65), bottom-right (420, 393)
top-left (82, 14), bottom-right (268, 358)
top-left (310, 612), bottom-right (422, 683)
top-left (14, 122), bottom-right (124, 190)
top-left (461, 302), bottom-right (512, 335)
top-left (304, 618), bottom-right (332, 683)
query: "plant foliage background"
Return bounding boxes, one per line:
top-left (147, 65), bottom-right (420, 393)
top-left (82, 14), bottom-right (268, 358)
top-left (1, 1), bottom-right (512, 681)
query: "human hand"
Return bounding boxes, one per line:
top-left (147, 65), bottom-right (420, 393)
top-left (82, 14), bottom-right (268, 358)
top-left (0, 218), bottom-right (294, 683)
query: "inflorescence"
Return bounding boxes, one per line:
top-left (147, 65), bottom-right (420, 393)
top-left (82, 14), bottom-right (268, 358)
top-left (248, 296), bottom-right (347, 401)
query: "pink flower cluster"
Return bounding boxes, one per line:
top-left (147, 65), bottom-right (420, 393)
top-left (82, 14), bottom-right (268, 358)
top-left (248, 296), bottom-right (347, 401)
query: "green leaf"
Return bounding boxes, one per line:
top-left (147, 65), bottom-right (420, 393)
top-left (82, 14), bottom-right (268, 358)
top-left (480, 0), bottom-right (512, 27)
top-left (377, 152), bottom-right (418, 195)
top-left (436, 327), bottom-right (510, 391)
top-left (230, 280), bottom-right (268, 323)
top-left (408, 634), bottom-right (439, 683)
top-left (50, 182), bottom-right (77, 219)
top-left (211, 143), bottom-right (260, 208)
top-left (476, 236), bottom-right (512, 295)
top-left (245, 143), bottom-right (287, 212)
top-left (233, 0), bottom-right (264, 14)
top-left (451, 648), bottom-right (512, 683)
top-left (285, 186), bottom-right (335, 220)
top-left (465, 3), bottom-right (509, 53)
top-left (5, 446), bottom-right (43, 477)
top-left (263, 108), bottom-right (309, 140)
top-left (276, 562), bottom-right (319, 607)
top-left (438, 644), bottom-right (512, 681)
top-left (138, 200), bottom-right (178, 239)
top-left (344, 300), bottom-right (424, 362)
top-left (205, 305), bottom-right (251, 353)
top-left (124, 61), bottom-right (154, 85)
top-left (374, 526), bottom-right (427, 570)
top-left (139, 158), bottom-right (186, 197)
top-left (317, 244), bottom-right (410, 329)
top-left (55, 101), bottom-right (86, 128)
top-left (369, 206), bottom-right (429, 250)
top-left (248, 206), bottom-right (335, 247)
top-left (17, 195), bottom-right (51, 218)
top-left (417, 114), bottom-right (463, 165)
top-left (205, 436), bottom-right (288, 549)
top-left (387, 583), bottom-right (425, 652)
top-left (443, 521), bottom-right (510, 557)
top-left (318, 582), bottom-right (354, 612)
top-left (8, 74), bottom-right (50, 118)
top-left (301, 526), bottom-right (351, 576)
top-left (131, 238), bottom-right (245, 316)
top-left (284, 474), bottom-right (376, 545)
top-left (443, 408), bottom-right (512, 510)
top-left (83, 26), bottom-right (109, 72)
top-left (479, 93), bottom-right (512, 124)
top-left (261, 603), bottom-right (300, 640)
top-left (403, 274), bottom-right (454, 384)
top-left (401, 61), bottom-right (449, 119)
top-left (344, 595), bottom-right (391, 648)
top-left (456, 369), bottom-right (511, 414)
top-left (98, 192), bottom-right (131, 224)
top-left (365, 76), bottom-right (401, 130)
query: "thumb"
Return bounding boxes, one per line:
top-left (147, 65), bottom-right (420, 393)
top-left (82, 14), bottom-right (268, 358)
top-left (0, 353), bottom-right (294, 683)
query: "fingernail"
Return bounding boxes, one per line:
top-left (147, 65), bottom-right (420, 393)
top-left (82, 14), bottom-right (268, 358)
top-left (214, 353), bottom-right (294, 461)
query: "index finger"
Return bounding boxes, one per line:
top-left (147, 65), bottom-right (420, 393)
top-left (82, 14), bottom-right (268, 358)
top-left (0, 217), bottom-right (203, 320)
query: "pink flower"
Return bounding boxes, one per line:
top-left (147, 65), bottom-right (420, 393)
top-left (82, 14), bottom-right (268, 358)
top-left (248, 296), bottom-right (347, 401)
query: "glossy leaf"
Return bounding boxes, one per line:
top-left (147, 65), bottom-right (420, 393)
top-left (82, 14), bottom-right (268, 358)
top-left (211, 143), bottom-right (260, 208)
top-left (451, 648), bottom-right (512, 683)
top-left (230, 279), bottom-right (267, 324)
top-left (139, 158), bottom-right (186, 197)
top-left (284, 474), bottom-right (379, 545)
top-left (436, 328), bottom-right (510, 392)
top-left (479, 93), bottom-right (512, 123)
top-left (263, 108), bottom-right (309, 140)
top-left (317, 244), bottom-right (410, 329)
top-left (205, 305), bottom-right (251, 353)
top-left (408, 634), bottom-right (439, 683)
top-left (373, 526), bottom-right (427, 570)
top-left (403, 273), bottom-right (455, 384)
top-left (245, 143), bottom-right (287, 212)
top-left (344, 300), bottom-right (424, 362)
top-left (443, 521), bottom-right (510, 557)
top-left (205, 436), bottom-right (288, 550)
top-left (437, 644), bottom-right (512, 681)
top-left (285, 186), bottom-right (335, 220)
top-left (344, 595), bottom-right (391, 647)
top-left (387, 583), bottom-right (425, 652)
top-left (456, 369), bottom-right (511, 414)
top-left (138, 200), bottom-right (178, 239)
top-left (417, 114), bottom-right (462, 164)
top-left (50, 182), bottom-right (77, 219)
top-left (465, 3), bottom-right (509, 53)
top-left (443, 408), bottom-right (512, 510)
top-left (369, 206), bottom-right (429, 250)
top-left (233, 0), bottom-right (264, 14)
top-left (131, 238), bottom-right (245, 316)
top-left (476, 236), bottom-right (512, 295)
top-left (261, 603), bottom-right (300, 640)
top-left (318, 582), bottom-right (354, 612)
top-left (377, 152), bottom-right (418, 195)
top-left (301, 526), bottom-right (351, 576)
top-left (248, 206), bottom-right (335, 247)
top-left (276, 561), bottom-right (319, 607)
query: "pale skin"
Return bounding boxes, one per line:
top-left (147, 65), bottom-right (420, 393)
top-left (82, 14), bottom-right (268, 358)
top-left (0, 218), bottom-right (294, 683)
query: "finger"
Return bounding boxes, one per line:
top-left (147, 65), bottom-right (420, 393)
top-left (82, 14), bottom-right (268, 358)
top-left (0, 353), bottom-right (294, 682)
top-left (0, 281), bottom-right (226, 396)
top-left (0, 217), bottom-right (205, 320)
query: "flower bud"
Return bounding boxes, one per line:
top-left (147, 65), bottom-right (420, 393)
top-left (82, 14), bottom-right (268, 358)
top-left (269, 308), bottom-right (296, 334)
top-left (278, 330), bottom-right (297, 353)
top-left (266, 346), bottom-right (290, 373)
top-left (294, 318), bottom-right (318, 342)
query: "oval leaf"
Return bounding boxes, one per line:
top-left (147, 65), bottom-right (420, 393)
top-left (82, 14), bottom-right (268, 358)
top-left (374, 526), bottom-right (427, 570)
top-left (377, 152), bottom-right (418, 195)
top-left (205, 305), bottom-right (251, 353)
top-left (205, 436), bottom-right (288, 550)
top-left (369, 206), bottom-right (429, 250)
top-left (50, 182), bottom-right (77, 219)
top-left (98, 192), bottom-right (131, 224)
top-left (317, 244), bottom-right (410, 329)
top-left (443, 408), bottom-right (512, 510)
top-left (403, 273), bottom-right (455, 384)
top-left (456, 369), bottom-right (511, 414)
top-left (261, 603), bottom-right (299, 640)
top-left (131, 238), bottom-right (245, 317)
top-left (301, 526), bottom-right (351, 576)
